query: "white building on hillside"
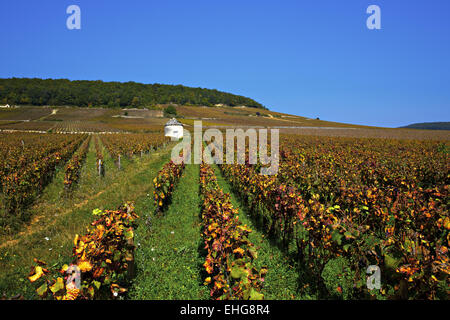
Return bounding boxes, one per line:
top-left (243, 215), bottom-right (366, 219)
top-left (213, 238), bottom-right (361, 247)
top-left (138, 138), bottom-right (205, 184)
top-left (164, 118), bottom-right (183, 140)
top-left (0, 104), bottom-right (11, 108)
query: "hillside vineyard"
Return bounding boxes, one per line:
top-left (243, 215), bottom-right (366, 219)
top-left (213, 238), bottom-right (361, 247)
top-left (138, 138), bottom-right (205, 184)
top-left (0, 127), bottom-right (448, 300)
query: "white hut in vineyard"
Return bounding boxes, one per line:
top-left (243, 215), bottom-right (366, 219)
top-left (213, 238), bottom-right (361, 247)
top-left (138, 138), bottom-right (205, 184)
top-left (164, 118), bottom-right (183, 140)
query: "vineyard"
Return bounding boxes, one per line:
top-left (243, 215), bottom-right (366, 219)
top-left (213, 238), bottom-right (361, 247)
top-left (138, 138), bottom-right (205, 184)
top-left (100, 133), bottom-right (169, 163)
top-left (219, 136), bottom-right (449, 299)
top-left (0, 132), bottom-right (86, 230)
top-left (0, 128), bottom-right (448, 300)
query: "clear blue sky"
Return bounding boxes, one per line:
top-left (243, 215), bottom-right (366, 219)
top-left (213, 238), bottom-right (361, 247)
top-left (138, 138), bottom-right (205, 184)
top-left (1, 0), bottom-right (449, 127)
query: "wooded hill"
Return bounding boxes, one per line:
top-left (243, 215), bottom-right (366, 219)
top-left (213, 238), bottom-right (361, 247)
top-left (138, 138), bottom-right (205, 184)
top-left (399, 122), bottom-right (450, 131)
top-left (0, 78), bottom-right (266, 109)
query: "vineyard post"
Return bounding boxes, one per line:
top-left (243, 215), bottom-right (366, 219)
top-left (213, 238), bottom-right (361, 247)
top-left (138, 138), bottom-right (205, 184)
top-left (98, 159), bottom-right (102, 176)
top-left (118, 155), bottom-right (121, 170)
top-left (126, 237), bottom-right (136, 281)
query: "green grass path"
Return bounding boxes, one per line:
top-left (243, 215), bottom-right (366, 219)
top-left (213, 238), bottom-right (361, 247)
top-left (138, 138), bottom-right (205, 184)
top-left (212, 164), bottom-right (313, 300)
top-left (130, 164), bottom-right (209, 300)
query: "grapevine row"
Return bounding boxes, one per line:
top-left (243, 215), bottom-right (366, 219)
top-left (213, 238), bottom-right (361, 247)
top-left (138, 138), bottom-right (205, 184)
top-left (153, 160), bottom-right (185, 212)
top-left (199, 162), bottom-right (265, 300)
top-left (94, 135), bottom-right (104, 173)
top-left (64, 136), bottom-right (92, 191)
top-left (28, 202), bottom-right (138, 300)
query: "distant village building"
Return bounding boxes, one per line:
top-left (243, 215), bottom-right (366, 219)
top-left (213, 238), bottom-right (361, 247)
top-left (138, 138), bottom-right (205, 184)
top-left (0, 104), bottom-right (11, 108)
top-left (164, 118), bottom-right (183, 140)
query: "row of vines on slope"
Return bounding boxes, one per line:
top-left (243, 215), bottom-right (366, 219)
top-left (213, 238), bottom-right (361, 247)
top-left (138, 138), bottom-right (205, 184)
top-left (28, 202), bottom-right (138, 300)
top-left (64, 136), bottom-right (92, 191)
top-left (153, 160), bottom-right (185, 212)
top-left (94, 135), bottom-right (105, 176)
top-left (199, 162), bottom-right (266, 300)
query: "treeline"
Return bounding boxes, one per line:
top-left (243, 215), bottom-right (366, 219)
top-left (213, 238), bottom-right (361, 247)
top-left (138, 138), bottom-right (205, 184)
top-left (0, 78), bottom-right (266, 109)
top-left (400, 122), bottom-right (450, 131)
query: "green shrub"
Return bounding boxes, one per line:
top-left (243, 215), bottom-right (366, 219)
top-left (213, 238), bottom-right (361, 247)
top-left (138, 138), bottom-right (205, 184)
top-left (164, 105), bottom-right (177, 117)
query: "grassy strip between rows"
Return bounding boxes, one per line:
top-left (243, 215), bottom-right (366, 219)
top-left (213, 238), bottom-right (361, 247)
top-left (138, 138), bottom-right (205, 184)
top-left (0, 139), bottom-right (174, 298)
top-left (211, 164), bottom-right (316, 300)
top-left (129, 164), bottom-right (209, 300)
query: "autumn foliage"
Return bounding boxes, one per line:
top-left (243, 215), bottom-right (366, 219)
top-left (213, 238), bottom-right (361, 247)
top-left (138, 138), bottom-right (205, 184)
top-left (28, 202), bottom-right (138, 300)
top-left (1, 133), bottom-right (86, 224)
top-left (100, 133), bottom-right (169, 163)
top-left (199, 163), bottom-right (266, 300)
top-left (220, 135), bottom-right (449, 299)
top-left (153, 160), bottom-right (185, 212)
top-left (64, 136), bottom-right (91, 190)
